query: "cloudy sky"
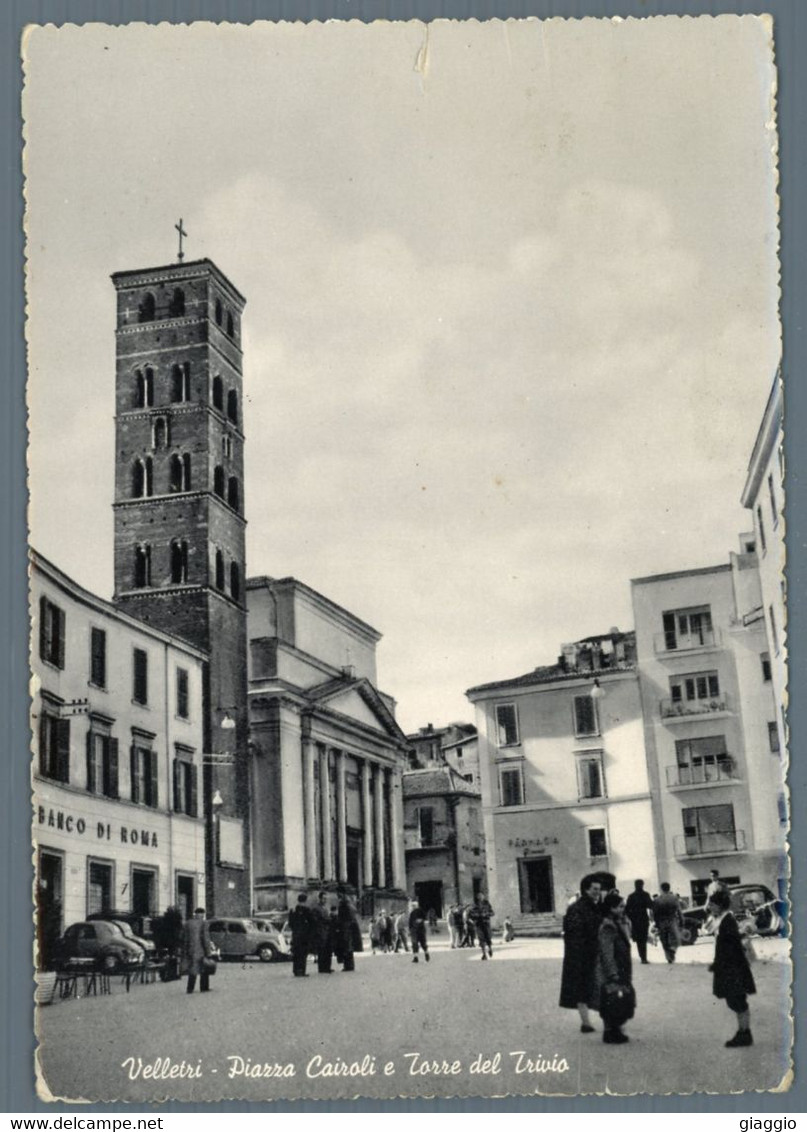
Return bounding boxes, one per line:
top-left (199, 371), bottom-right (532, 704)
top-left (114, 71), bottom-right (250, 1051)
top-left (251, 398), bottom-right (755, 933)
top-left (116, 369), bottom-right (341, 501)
top-left (25, 16), bottom-right (779, 733)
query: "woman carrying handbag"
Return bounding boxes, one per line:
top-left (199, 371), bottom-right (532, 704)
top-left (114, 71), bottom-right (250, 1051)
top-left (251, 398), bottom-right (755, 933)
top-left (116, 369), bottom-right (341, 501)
top-left (596, 891), bottom-right (636, 1044)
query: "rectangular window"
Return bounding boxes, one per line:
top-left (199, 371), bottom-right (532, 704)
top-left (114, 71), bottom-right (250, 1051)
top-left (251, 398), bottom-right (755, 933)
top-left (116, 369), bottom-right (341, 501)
top-left (176, 667), bottom-right (189, 719)
top-left (39, 596), bottom-right (66, 669)
top-left (90, 627), bottom-right (107, 688)
top-left (173, 753), bottom-right (198, 817)
top-left (681, 803), bottom-right (737, 855)
top-left (661, 606), bottom-right (714, 651)
top-left (587, 827), bottom-right (608, 858)
top-left (670, 671), bottom-right (721, 704)
top-left (39, 711), bottom-right (70, 783)
top-left (573, 695), bottom-right (599, 737)
top-left (495, 704), bottom-right (519, 747)
top-left (760, 652), bottom-right (772, 682)
top-left (757, 505), bottom-right (767, 553)
top-left (133, 648), bottom-right (148, 705)
top-left (768, 721), bottom-right (780, 754)
top-left (87, 861), bottom-right (113, 917)
top-left (86, 730), bottom-right (119, 797)
top-left (417, 806), bottom-right (435, 846)
top-left (768, 473), bottom-right (778, 525)
top-left (499, 764), bottom-right (524, 807)
top-left (577, 754), bottom-right (605, 800)
top-left (674, 735), bottom-right (731, 784)
top-left (130, 744), bottom-right (158, 807)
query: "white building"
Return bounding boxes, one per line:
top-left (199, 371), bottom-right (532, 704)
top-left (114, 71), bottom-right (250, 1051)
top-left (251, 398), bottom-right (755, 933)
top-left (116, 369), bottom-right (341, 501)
top-left (32, 551), bottom-right (208, 935)
top-left (631, 547), bottom-right (786, 902)
top-left (466, 631), bottom-right (657, 931)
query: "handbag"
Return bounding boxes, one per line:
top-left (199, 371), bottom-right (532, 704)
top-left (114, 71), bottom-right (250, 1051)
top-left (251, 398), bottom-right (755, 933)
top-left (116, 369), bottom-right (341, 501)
top-left (201, 955), bottom-right (217, 975)
top-left (599, 982), bottom-right (636, 1025)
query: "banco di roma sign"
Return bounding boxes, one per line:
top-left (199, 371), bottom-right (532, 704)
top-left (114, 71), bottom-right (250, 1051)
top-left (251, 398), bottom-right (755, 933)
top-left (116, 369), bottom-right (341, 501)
top-left (36, 804), bottom-right (159, 848)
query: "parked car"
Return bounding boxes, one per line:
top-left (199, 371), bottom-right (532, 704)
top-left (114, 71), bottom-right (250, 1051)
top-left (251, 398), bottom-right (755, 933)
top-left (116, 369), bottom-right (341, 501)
top-left (54, 921), bottom-right (145, 972)
top-left (207, 917), bottom-right (291, 962)
top-left (86, 912), bottom-right (157, 961)
top-left (252, 911), bottom-right (292, 946)
top-left (680, 884), bottom-right (787, 944)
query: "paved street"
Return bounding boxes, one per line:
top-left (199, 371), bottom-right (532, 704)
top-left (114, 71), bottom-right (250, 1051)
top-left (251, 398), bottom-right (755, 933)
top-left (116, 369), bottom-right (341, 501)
top-left (36, 935), bottom-right (792, 1103)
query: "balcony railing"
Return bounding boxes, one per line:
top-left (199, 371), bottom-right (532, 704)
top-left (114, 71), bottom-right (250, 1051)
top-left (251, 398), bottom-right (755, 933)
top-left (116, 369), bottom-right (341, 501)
top-left (654, 628), bottom-right (722, 655)
top-left (665, 760), bottom-right (740, 788)
top-left (660, 694), bottom-right (731, 720)
top-left (673, 828), bottom-right (747, 857)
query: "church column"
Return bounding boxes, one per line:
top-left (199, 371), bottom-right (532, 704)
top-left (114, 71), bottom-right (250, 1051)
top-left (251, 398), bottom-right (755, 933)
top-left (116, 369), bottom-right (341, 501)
top-left (361, 759), bottom-right (373, 890)
top-left (302, 736), bottom-right (318, 879)
top-left (319, 746), bottom-right (333, 881)
top-left (373, 764), bottom-right (386, 888)
top-left (336, 749), bottom-right (348, 884)
top-left (390, 767), bottom-right (406, 891)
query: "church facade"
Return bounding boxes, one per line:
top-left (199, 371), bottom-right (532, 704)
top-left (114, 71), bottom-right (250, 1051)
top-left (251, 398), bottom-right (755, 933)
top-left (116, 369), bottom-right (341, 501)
top-left (247, 577), bottom-right (410, 915)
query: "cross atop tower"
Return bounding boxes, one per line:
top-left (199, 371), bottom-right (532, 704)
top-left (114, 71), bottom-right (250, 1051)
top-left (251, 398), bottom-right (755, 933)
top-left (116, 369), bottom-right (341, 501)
top-left (175, 217), bottom-right (188, 262)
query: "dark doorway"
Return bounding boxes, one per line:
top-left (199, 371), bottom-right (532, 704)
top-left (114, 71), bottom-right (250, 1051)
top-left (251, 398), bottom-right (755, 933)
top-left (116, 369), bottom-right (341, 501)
top-left (176, 874), bottom-right (195, 920)
top-left (87, 861), bottom-right (113, 916)
top-left (132, 868), bottom-right (156, 915)
top-left (518, 857), bottom-right (554, 913)
top-left (37, 851), bottom-right (63, 969)
top-left (346, 839), bottom-right (361, 892)
top-left (415, 880), bottom-right (443, 918)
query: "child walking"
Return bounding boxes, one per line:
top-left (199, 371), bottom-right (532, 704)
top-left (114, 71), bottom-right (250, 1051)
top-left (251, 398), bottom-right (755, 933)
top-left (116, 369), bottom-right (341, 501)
top-left (708, 886), bottom-right (756, 1047)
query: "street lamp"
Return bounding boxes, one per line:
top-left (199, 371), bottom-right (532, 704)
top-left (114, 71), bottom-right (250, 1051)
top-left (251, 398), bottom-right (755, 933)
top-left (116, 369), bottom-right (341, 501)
top-left (590, 678), bottom-right (605, 701)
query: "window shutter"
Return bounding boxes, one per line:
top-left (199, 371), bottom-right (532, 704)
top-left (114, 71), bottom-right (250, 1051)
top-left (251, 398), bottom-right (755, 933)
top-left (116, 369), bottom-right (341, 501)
top-left (149, 749), bottom-right (159, 808)
top-left (86, 730), bottom-right (95, 793)
top-left (130, 745), bottom-right (139, 804)
top-left (56, 718), bottom-right (70, 783)
top-left (189, 765), bottom-right (198, 818)
top-left (107, 738), bottom-right (119, 798)
top-left (56, 607), bottom-right (66, 669)
top-left (173, 758), bottom-right (181, 812)
top-left (39, 596), bottom-right (48, 661)
top-left (39, 713), bottom-right (48, 776)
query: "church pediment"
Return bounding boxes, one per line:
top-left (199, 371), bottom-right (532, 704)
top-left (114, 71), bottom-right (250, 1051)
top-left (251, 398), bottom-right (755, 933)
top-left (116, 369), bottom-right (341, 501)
top-left (307, 677), bottom-right (407, 744)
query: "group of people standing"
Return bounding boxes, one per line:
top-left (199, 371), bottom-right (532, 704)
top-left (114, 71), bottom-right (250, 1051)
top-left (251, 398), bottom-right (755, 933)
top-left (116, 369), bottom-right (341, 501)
top-left (446, 894), bottom-right (495, 958)
top-left (287, 889), bottom-right (363, 977)
top-left (560, 874), bottom-right (756, 1047)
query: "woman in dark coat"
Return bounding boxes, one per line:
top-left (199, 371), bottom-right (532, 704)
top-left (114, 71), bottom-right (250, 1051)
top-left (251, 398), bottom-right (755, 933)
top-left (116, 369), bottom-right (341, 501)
top-left (708, 886), bottom-right (756, 1047)
top-left (559, 875), bottom-right (603, 1032)
top-left (596, 891), bottom-right (634, 1044)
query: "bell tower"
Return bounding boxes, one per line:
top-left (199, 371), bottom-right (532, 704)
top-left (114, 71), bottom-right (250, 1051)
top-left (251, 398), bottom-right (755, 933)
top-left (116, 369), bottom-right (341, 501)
top-left (111, 256), bottom-right (250, 917)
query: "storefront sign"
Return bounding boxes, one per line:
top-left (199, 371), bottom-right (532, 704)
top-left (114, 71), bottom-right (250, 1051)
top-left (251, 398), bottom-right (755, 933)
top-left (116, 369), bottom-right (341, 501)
top-left (507, 836), bottom-right (559, 850)
top-left (36, 805), bottom-right (158, 848)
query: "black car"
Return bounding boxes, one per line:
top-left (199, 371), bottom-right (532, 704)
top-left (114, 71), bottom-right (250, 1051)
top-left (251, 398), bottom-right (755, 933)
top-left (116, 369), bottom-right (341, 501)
top-left (681, 884), bottom-right (787, 944)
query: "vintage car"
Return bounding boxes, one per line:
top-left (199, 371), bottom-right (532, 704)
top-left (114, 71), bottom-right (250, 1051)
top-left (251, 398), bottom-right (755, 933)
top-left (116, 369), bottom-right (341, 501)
top-left (207, 917), bottom-right (291, 962)
top-left (86, 912), bottom-right (157, 960)
top-left (54, 920), bottom-right (145, 972)
top-left (681, 884), bottom-right (787, 944)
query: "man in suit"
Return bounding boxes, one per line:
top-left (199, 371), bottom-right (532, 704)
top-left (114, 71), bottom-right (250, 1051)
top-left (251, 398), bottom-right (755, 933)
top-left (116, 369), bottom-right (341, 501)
top-left (311, 890), bottom-right (333, 974)
top-left (182, 907), bottom-right (213, 994)
top-left (289, 893), bottom-right (314, 977)
top-left (625, 879), bottom-right (654, 964)
top-left (652, 882), bottom-right (683, 964)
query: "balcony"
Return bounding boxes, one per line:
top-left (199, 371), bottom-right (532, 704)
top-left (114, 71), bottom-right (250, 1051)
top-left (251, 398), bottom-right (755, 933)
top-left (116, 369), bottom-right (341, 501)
top-left (665, 759), bottom-right (741, 789)
top-left (673, 829), bottom-right (747, 858)
top-left (654, 627), bottom-right (722, 656)
top-left (660, 694), bottom-right (731, 722)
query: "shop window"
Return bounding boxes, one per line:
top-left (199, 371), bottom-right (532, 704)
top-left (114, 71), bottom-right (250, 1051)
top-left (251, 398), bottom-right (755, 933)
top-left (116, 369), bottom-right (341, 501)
top-left (87, 861), bottom-right (113, 916)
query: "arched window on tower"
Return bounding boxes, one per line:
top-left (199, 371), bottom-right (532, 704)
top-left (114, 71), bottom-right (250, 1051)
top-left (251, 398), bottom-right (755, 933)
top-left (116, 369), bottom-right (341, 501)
top-left (145, 367), bottom-right (154, 407)
top-left (134, 370), bottom-right (145, 408)
top-left (144, 456), bottom-right (153, 496)
top-left (182, 453), bottom-right (191, 490)
top-left (132, 459), bottom-right (145, 498)
top-left (212, 375), bottom-right (223, 411)
top-left (214, 466), bottom-right (225, 498)
top-left (227, 476), bottom-right (240, 512)
top-left (215, 549), bottom-right (225, 590)
top-left (227, 389), bottom-right (238, 425)
top-left (170, 539), bottom-right (189, 584)
top-left (152, 416), bottom-right (169, 450)
top-left (138, 293), bottom-right (156, 323)
top-left (171, 363), bottom-right (191, 403)
top-left (226, 311), bottom-right (234, 337)
top-left (169, 455), bottom-right (183, 493)
top-left (230, 562), bottom-right (241, 603)
top-left (169, 288), bottom-right (186, 317)
top-left (215, 299), bottom-right (223, 326)
top-left (134, 544), bottom-right (152, 588)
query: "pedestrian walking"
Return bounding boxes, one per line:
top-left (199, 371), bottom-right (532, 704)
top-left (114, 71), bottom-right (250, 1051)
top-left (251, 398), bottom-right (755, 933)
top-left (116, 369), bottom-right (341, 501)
top-left (625, 879), bottom-right (654, 964)
top-left (182, 907), bottom-right (214, 994)
top-left (335, 889), bottom-right (359, 971)
top-left (312, 890), bottom-right (333, 973)
top-left (289, 892), bottom-right (314, 977)
top-left (448, 904), bottom-right (464, 948)
top-left (408, 897), bottom-right (430, 963)
top-left (708, 886), bottom-right (756, 1047)
top-left (652, 883), bottom-right (683, 964)
top-left (468, 893), bottom-right (494, 960)
top-left (596, 891), bottom-right (636, 1044)
top-left (462, 905), bottom-right (476, 948)
top-left (393, 910), bottom-right (410, 952)
top-left (559, 874), bottom-right (603, 1032)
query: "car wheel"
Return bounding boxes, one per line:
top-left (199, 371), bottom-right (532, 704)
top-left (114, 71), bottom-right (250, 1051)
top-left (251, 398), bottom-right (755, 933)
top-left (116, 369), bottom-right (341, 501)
top-left (679, 923), bottom-right (697, 946)
top-left (258, 944), bottom-right (278, 963)
top-left (102, 952), bottom-right (122, 973)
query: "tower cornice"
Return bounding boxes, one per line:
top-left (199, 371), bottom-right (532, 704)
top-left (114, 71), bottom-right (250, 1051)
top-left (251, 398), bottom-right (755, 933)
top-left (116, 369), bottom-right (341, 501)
top-left (111, 258), bottom-right (247, 309)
